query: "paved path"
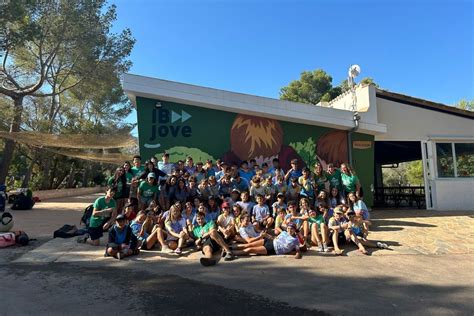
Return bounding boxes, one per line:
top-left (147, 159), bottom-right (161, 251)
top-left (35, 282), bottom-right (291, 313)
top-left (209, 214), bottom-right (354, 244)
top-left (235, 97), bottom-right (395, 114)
top-left (1, 195), bottom-right (473, 315)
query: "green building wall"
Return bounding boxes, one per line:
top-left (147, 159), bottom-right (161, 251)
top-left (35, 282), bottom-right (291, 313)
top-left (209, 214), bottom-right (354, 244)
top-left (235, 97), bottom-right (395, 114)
top-left (136, 96), bottom-right (374, 205)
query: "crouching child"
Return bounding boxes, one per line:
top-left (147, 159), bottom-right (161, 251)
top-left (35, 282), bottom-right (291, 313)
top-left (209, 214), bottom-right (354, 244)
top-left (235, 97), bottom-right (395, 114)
top-left (106, 214), bottom-right (139, 260)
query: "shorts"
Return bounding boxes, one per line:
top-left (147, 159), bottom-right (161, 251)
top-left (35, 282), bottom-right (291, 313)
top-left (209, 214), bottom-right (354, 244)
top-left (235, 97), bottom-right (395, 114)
top-left (140, 197), bottom-right (153, 206)
top-left (202, 237), bottom-right (220, 254)
top-left (88, 226), bottom-right (103, 241)
top-left (263, 237), bottom-right (276, 255)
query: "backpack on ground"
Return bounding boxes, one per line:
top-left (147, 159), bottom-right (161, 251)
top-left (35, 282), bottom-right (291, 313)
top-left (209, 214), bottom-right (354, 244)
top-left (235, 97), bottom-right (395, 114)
top-left (15, 231), bottom-right (30, 246)
top-left (80, 204), bottom-right (94, 227)
top-left (11, 193), bottom-right (34, 210)
top-left (53, 224), bottom-right (80, 238)
top-left (0, 232), bottom-right (16, 248)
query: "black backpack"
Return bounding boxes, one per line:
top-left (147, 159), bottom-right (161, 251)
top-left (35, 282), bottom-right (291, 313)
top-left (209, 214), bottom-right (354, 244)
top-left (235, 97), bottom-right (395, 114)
top-left (11, 193), bottom-right (34, 210)
top-left (80, 204), bottom-right (94, 227)
top-left (53, 224), bottom-right (81, 238)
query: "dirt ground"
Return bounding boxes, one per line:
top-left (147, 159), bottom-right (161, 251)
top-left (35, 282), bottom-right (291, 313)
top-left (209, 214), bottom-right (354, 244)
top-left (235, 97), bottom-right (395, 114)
top-left (1, 194), bottom-right (473, 315)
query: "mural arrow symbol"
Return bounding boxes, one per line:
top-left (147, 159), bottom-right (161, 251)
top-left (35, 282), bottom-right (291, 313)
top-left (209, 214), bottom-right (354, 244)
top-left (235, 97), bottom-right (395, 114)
top-left (171, 111), bottom-right (181, 123)
top-left (181, 110), bottom-right (191, 122)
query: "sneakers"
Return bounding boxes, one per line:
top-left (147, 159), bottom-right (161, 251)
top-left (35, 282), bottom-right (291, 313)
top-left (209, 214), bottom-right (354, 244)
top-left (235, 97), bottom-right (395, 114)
top-left (200, 257), bottom-right (217, 266)
top-left (76, 234), bottom-right (89, 244)
top-left (174, 247), bottom-right (182, 255)
top-left (377, 242), bottom-right (390, 249)
top-left (116, 252), bottom-right (123, 260)
top-left (317, 244), bottom-right (323, 252)
top-left (323, 243), bottom-right (330, 252)
top-left (223, 251), bottom-right (234, 261)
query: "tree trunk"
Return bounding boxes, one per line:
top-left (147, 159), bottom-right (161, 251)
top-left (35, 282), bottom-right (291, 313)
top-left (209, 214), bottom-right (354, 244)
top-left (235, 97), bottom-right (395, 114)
top-left (21, 155), bottom-right (36, 188)
top-left (82, 165), bottom-right (90, 187)
top-left (0, 96), bottom-right (24, 185)
top-left (41, 157), bottom-right (52, 190)
top-left (66, 163), bottom-right (75, 188)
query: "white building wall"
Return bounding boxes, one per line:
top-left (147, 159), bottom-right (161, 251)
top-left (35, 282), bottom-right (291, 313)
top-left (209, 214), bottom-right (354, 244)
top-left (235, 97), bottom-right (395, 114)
top-left (432, 180), bottom-right (474, 211)
top-left (375, 98), bottom-right (474, 141)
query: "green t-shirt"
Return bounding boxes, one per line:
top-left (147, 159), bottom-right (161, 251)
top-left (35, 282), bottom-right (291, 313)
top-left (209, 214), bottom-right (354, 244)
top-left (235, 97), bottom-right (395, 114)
top-left (326, 169), bottom-right (342, 191)
top-left (89, 196), bottom-right (116, 228)
top-left (131, 165), bottom-right (145, 178)
top-left (139, 181), bottom-right (158, 198)
top-left (107, 177), bottom-right (124, 199)
top-left (125, 172), bottom-right (133, 183)
top-left (308, 214), bottom-right (325, 226)
top-left (193, 221), bottom-right (215, 239)
top-left (341, 173), bottom-right (359, 193)
top-left (313, 173), bottom-right (328, 191)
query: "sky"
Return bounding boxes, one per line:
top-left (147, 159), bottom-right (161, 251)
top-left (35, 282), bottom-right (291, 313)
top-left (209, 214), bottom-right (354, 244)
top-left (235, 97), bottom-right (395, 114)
top-left (110, 0), bottom-right (473, 134)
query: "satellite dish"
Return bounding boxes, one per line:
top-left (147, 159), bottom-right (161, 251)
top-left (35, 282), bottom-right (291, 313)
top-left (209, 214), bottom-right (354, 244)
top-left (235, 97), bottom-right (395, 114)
top-left (348, 64), bottom-right (361, 78)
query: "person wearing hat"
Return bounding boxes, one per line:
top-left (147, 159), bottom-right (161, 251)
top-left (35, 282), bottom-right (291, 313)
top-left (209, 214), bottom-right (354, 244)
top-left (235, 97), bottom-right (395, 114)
top-left (217, 202), bottom-right (235, 241)
top-left (346, 210), bottom-right (389, 253)
top-left (328, 206), bottom-right (350, 255)
top-left (123, 201), bottom-right (137, 221)
top-left (137, 172), bottom-right (159, 211)
top-left (106, 214), bottom-right (138, 260)
top-left (228, 188), bottom-right (240, 206)
top-left (232, 219), bottom-right (302, 259)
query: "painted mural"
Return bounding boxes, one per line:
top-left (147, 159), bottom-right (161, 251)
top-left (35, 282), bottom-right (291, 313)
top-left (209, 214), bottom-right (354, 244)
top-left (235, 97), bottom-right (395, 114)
top-left (136, 96), bottom-right (374, 203)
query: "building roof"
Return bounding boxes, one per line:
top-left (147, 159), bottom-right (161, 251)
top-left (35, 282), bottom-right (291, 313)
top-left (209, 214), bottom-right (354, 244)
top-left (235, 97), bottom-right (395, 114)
top-left (376, 89), bottom-right (474, 120)
top-left (123, 73), bottom-right (387, 135)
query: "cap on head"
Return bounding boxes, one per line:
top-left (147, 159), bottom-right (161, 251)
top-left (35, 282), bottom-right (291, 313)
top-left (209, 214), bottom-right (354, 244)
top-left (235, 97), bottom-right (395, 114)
top-left (116, 214), bottom-right (126, 221)
top-left (147, 172), bottom-right (156, 179)
top-left (287, 222), bottom-right (297, 230)
top-left (221, 202), bottom-right (231, 209)
top-left (334, 206), bottom-right (344, 214)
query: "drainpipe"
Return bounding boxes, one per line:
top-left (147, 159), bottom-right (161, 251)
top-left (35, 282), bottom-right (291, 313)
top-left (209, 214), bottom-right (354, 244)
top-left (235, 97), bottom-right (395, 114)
top-left (347, 112), bottom-right (360, 165)
top-left (347, 78), bottom-right (360, 166)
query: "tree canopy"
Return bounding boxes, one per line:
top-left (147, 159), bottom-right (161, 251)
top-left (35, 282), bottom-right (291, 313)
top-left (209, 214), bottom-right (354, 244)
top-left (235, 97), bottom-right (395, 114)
top-left (0, 0), bottom-right (136, 188)
top-left (279, 69), bottom-right (377, 105)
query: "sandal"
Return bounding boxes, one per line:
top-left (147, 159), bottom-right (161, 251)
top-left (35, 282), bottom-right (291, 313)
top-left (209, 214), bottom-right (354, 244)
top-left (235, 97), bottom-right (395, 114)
top-left (334, 249), bottom-right (344, 256)
top-left (359, 249), bottom-right (369, 255)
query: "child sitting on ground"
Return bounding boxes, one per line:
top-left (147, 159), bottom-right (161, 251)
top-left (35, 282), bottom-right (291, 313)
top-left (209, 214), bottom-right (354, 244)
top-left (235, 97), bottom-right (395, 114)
top-left (106, 214), bottom-right (139, 260)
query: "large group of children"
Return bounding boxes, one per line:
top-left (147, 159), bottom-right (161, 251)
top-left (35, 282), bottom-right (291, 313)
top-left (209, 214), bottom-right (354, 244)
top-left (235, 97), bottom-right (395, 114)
top-left (78, 153), bottom-right (390, 266)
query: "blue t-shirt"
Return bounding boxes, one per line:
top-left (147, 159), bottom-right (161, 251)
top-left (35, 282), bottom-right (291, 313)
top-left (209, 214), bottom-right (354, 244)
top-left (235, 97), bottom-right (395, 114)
top-left (236, 201), bottom-right (255, 216)
top-left (353, 200), bottom-right (370, 220)
top-left (130, 220), bottom-right (148, 240)
top-left (287, 169), bottom-right (302, 183)
top-left (113, 225), bottom-right (127, 244)
top-left (253, 204), bottom-right (270, 221)
top-left (285, 213), bottom-right (304, 230)
top-left (232, 178), bottom-right (249, 192)
top-left (273, 231), bottom-right (300, 255)
top-left (239, 169), bottom-right (255, 183)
